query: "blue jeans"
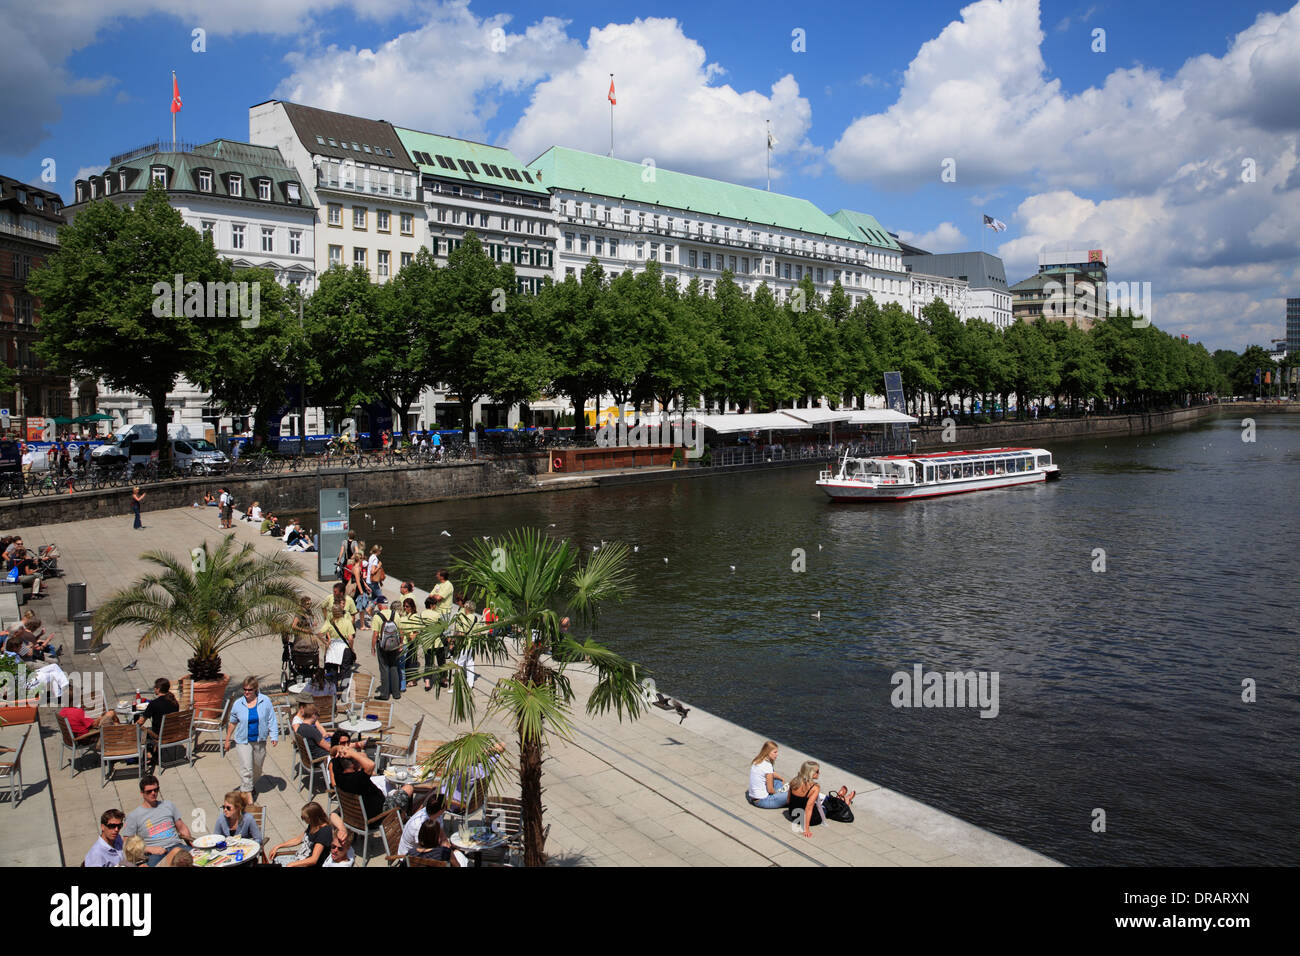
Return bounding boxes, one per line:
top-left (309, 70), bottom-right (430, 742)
top-left (750, 787), bottom-right (789, 809)
top-left (132, 503), bottom-right (142, 529)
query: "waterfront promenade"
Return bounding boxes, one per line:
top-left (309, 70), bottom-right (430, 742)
top-left (5, 505), bottom-right (1057, 867)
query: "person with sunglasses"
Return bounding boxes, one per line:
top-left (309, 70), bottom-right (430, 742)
top-left (83, 808), bottom-right (126, 866)
top-left (214, 790), bottom-right (263, 844)
top-left (122, 775), bottom-right (193, 865)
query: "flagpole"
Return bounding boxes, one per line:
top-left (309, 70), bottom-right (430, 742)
top-left (609, 74), bottom-right (614, 157)
top-left (766, 120), bottom-right (771, 191)
top-left (171, 70), bottom-right (177, 147)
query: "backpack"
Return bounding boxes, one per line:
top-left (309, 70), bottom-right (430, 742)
top-left (376, 611), bottom-right (401, 652)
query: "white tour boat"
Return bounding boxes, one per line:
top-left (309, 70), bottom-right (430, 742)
top-left (817, 446), bottom-right (1060, 501)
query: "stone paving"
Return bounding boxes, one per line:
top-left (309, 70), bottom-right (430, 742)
top-left (3, 503), bottom-right (1058, 867)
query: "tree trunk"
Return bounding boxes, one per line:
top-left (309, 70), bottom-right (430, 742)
top-left (516, 643), bottom-right (547, 866)
top-left (572, 392), bottom-right (587, 440)
top-left (150, 390), bottom-right (171, 468)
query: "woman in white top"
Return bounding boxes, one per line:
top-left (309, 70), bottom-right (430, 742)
top-left (247, 502), bottom-right (263, 522)
top-left (747, 740), bottom-right (788, 809)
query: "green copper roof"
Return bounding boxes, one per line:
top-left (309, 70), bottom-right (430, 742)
top-left (394, 127), bottom-right (548, 196)
top-left (527, 146), bottom-right (860, 242)
top-left (829, 209), bottom-right (901, 251)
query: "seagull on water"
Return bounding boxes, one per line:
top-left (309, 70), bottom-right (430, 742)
top-left (441, 530), bottom-right (452, 537)
top-left (633, 546), bottom-right (639, 553)
top-left (549, 523), bottom-right (556, 528)
top-left (818, 544), bottom-right (823, 551)
top-left (663, 557), bottom-right (669, 564)
top-left (729, 565), bottom-right (736, 572)
top-left (390, 526), bottom-right (395, 534)
top-left (811, 611), bottom-right (821, 621)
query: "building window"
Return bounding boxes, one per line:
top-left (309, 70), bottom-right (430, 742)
top-left (564, 232), bottom-right (574, 252)
top-left (702, 252), bottom-right (711, 270)
top-left (198, 170), bottom-right (212, 192)
top-left (377, 210), bottom-right (390, 232)
top-left (353, 248), bottom-right (367, 269)
top-left (765, 259), bottom-right (773, 276)
top-left (436, 207), bottom-right (447, 223)
top-left (261, 227), bottom-right (274, 252)
top-left (742, 256), bottom-right (749, 274)
top-left (377, 250), bottom-right (390, 277)
top-left (783, 263), bottom-right (791, 279)
top-left (580, 235), bottom-right (589, 253)
top-left (353, 207), bottom-right (367, 229)
top-left (663, 244), bottom-right (673, 263)
top-left (649, 242), bottom-right (659, 260)
top-left (729, 256), bottom-right (737, 272)
top-left (201, 220), bottom-right (215, 243)
top-left (229, 174), bottom-right (242, 197)
top-left (595, 236), bottom-right (604, 256)
top-left (689, 249), bottom-right (697, 268)
top-left (328, 204), bottom-right (341, 226)
top-left (480, 213), bottom-right (489, 228)
top-left (151, 167), bottom-right (167, 186)
top-left (287, 182), bottom-right (301, 203)
top-left (289, 230), bottom-right (302, 255)
top-left (608, 238), bottom-right (618, 258)
top-left (635, 241), bottom-right (644, 259)
top-left (401, 252), bottom-right (413, 268)
top-left (566, 267), bottom-right (575, 277)
top-left (816, 267), bottom-right (824, 283)
top-left (231, 223), bottom-right (245, 250)
top-left (258, 180), bottom-right (271, 201)
top-left (451, 210), bottom-right (462, 225)
top-left (400, 212), bottom-right (413, 235)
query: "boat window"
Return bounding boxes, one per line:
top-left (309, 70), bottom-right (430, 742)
top-left (973, 461), bottom-right (985, 477)
top-left (924, 465), bottom-right (934, 483)
top-left (938, 464), bottom-right (950, 480)
top-left (964, 463), bottom-right (973, 478)
top-left (1037, 455), bottom-right (1051, 468)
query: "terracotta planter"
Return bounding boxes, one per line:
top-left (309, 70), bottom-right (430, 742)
top-left (190, 675), bottom-right (230, 720)
top-left (1, 700), bottom-right (40, 726)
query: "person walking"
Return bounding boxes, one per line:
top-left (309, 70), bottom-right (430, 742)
top-left (223, 676), bottom-right (279, 804)
top-left (370, 598), bottom-right (403, 700)
top-left (131, 486), bottom-right (145, 530)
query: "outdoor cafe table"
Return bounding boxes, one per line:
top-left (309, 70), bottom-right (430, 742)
top-left (449, 827), bottom-right (507, 867)
top-left (115, 698), bottom-right (149, 721)
top-left (192, 836), bottom-right (260, 868)
top-left (337, 717), bottom-right (381, 736)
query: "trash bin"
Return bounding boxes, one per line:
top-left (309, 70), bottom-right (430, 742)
top-left (67, 581), bottom-right (87, 622)
top-left (73, 610), bottom-right (95, 654)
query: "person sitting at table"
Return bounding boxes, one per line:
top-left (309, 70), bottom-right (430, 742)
top-left (442, 740), bottom-right (506, 814)
top-left (123, 835), bottom-right (148, 867)
top-left (83, 808), bottom-right (126, 867)
top-left (296, 704), bottom-right (330, 760)
top-left (269, 801), bottom-right (333, 867)
top-left (214, 790), bottom-right (263, 844)
top-left (398, 793), bottom-right (446, 856)
top-left (122, 775), bottom-right (193, 865)
top-left (329, 742), bottom-right (415, 822)
top-left (59, 691), bottom-right (119, 736)
top-left (136, 677), bottom-right (180, 772)
top-left (410, 816), bottom-right (456, 864)
top-left (158, 848), bottom-right (194, 867)
top-left (322, 829), bottom-right (354, 867)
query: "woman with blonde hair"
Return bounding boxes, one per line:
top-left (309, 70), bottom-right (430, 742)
top-left (788, 761), bottom-right (856, 837)
top-left (214, 790), bottom-right (263, 844)
top-left (746, 740), bottom-right (788, 809)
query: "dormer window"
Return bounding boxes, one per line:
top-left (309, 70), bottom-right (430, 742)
top-left (34, 195), bottom-right (44, 210)
top-left (119, 171), bottom-right (127, 191)
top-left (328, 138), bottom-right (338, 147)
top-left (258, 179), bottom-right (271, 201)
top-left (316, 135), bottom-right (325, 145)
top-left (229, 174), bottom-right (242, 197)
top-left (198, 170), bottom-right (212, 192)
top-left (102, 178), bottom-right (111, 196)
top-left (89, 181), bottom-right (97, 199)
top-left (16, 188), bottom-right (27, 203)
top-left (76, 183), bottom-right (85, 203)
top-left (150, 166), bottom-right (167, 187)
top-left (287, 182), bottom-right (301, 203)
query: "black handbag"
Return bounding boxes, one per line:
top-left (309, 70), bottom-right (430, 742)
top-left (822, 794), bottom-right (854, 824)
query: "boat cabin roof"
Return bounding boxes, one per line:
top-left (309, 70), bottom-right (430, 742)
top-left (876, 447), bottom-right (1045, 461)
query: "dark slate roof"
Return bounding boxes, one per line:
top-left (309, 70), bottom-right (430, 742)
top-left (902, 251), bottom-right (1008, 291)
top-left (0, 173), bottom-right (67, 224)
top-left (269, 101), bottom-right (416, 170)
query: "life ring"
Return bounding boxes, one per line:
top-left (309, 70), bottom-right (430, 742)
top-left (553, 456), bottom-right (564, 471)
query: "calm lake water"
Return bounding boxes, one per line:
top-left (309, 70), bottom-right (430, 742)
top-left (368, 411), bottom-right (1300, 865)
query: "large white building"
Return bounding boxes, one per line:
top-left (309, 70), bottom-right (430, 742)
top-left (67, 138), bottom-right (317, 433)
top-left (527, 148), bottom-right (910, 312)
top-left (250, 101), bottom-right (425, 285)
top-left (902, 251), bottom-right (1012, 328)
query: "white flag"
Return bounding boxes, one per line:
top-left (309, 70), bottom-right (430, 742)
top-left (983, 214), bottom-right (1007, 232)
top-left (767, 126), bottom-right (779, 150)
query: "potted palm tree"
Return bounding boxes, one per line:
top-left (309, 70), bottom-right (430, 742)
top-left (96, 534), bottom-right (303, 716)
top-left (412, 528), bottom-right (646, 867)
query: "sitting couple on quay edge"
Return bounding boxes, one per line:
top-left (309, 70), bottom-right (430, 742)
top-left (746, 740), bottom-right (856, 838)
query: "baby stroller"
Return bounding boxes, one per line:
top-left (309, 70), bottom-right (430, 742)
top-left (280, 636), bottom-right (320, 690)
top-left (323, 637), bottom-right (358, 697)
top-left (34, 544), bottom-right (62, 577)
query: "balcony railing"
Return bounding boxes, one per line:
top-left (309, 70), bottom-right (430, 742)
top-left (0, 220), bottom-right (59, 245)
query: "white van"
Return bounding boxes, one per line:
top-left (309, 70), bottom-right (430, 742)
top-left (90, 424), bottom-right (229, 474)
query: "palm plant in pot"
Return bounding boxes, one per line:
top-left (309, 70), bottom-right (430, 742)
top-left (96, 534), bottom-right (303, 717)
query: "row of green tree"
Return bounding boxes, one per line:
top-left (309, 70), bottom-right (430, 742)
top-left (33, 184), bottom-right (1265, 458)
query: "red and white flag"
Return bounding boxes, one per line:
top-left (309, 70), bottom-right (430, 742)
top-left (171, 73), bottom-right (182, 114)
top-left (608, 77), bottom-right (616, 106)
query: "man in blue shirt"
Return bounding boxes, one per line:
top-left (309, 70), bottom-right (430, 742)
top-left (84, 808), bottom-right (126, 867)
top-left (223, 676), bottom-right (278, 803)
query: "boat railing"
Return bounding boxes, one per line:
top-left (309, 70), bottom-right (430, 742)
top-left (703, 443), bottom-right (841, 469)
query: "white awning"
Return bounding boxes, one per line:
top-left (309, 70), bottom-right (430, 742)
top-left (779, 408), bottom-right (855, 425)
top-left (686, 413), bottom-right (812, 434)
top-left (848, 409), bottom-right (918, 425)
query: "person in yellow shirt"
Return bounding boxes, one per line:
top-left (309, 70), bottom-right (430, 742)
top-left (429, 569), bottom-right (454, 619)
top-left (396, 597), bottom-right (423, 691)
top-left (419, 595), bottom-right (447, 691)
top-left (321, 583), bottom-right (358, 628)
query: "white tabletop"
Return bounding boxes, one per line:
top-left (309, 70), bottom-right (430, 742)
top-left (450, 828), bottom-right (506, 852)
top-left (287, 682), bottom-right (307, 694)
top-left (338, 718), bottom-right (381, 734)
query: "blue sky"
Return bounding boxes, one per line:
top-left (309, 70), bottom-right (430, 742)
top-left (5, 0), bottom-right (1299, 352)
